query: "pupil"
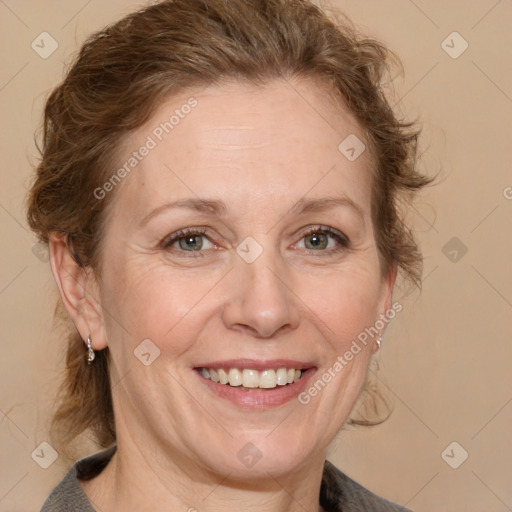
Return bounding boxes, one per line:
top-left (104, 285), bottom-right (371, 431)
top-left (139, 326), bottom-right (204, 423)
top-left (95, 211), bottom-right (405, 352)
top-left (180, 235), bottom-right (202, 250)
top-left (307, 232), bottom-right (327, 249)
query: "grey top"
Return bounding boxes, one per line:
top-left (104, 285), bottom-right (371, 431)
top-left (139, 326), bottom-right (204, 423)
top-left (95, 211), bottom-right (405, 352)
top-left (40, 445), bottom-right (412, 511)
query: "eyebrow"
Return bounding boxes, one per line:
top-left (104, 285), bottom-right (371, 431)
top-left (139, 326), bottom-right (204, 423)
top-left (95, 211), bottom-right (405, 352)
top-left (139, 195), bottom-right (364, 227)
top-left (289, 196), bottom-right (365, 221)
top-left (139, 198), bottom-right (227, 227)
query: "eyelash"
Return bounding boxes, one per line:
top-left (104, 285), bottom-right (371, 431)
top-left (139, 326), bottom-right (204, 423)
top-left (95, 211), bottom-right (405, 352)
top-left (160, 226), bottom-right (350, 256)
top-left (298, 226), bottom-right (350, 254)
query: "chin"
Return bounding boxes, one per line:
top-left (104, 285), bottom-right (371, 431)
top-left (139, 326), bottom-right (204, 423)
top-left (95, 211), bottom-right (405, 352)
top-left (199, 430), bottom-right (320, 482)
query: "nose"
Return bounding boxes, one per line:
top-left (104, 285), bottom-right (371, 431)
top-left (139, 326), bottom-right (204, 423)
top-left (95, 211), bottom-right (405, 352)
top-left (221, 253), bottom-right (301, 339)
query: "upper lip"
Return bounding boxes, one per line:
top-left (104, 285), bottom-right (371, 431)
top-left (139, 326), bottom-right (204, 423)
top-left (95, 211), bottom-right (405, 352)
top-left (194, 359), bottom-right (316, 371)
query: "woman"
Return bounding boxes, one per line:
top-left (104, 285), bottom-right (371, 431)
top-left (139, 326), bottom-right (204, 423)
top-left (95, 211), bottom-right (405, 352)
top-left (27, 0), bottom-right (431, 510)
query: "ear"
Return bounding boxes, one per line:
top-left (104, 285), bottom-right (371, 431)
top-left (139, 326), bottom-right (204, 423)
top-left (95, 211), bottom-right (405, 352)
top-left (48, 233), bottom-right (108, 351)
top-left (371, 262), bottom-right (398, 354)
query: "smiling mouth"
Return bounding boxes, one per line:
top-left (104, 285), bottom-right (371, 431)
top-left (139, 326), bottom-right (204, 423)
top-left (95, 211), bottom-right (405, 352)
top-left (196, 367), bottom-right (306, 390)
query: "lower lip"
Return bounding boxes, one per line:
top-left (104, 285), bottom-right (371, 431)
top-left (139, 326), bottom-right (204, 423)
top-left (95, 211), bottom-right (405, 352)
top-left (195, 368), bottom-right (316, 409)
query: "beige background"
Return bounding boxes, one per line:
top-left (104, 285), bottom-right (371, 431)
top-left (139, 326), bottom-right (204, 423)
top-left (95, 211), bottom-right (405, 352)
top-left (1, 0), bottom-right (511, 510)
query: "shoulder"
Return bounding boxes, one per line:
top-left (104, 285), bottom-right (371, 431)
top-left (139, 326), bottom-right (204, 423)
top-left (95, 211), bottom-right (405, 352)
top-left (321, 460), bottom-right (413, 512)
top-left (39, 446), bottom-right (116, 512)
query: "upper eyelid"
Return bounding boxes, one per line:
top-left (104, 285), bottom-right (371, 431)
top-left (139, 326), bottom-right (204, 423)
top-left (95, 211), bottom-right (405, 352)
top-left (301, 225), bottom-right (345, 236)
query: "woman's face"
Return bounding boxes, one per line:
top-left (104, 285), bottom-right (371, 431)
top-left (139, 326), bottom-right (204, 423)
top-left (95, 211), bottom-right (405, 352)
top-left (92, 79), bottom-right (394, 477)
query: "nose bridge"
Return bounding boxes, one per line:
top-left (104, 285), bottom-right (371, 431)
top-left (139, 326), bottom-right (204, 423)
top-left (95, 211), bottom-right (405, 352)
top-left (245, 249), bottom-right (286, 302)
top-left (222, 240), bottom-right (300, 338)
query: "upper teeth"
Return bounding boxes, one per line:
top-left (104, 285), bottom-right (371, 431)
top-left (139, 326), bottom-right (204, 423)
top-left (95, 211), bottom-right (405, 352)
top-left (200, 368), bottom-right (303, 389)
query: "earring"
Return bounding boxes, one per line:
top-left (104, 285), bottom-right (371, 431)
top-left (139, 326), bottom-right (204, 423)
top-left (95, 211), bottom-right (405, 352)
top-left (375, 336), bottom-right (382, 350)
top-left (86, 335), bottom-right (95, 364)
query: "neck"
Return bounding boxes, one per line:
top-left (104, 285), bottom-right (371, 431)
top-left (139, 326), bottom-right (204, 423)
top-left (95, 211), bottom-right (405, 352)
top-left (81, 434), bottom-right (327, 512)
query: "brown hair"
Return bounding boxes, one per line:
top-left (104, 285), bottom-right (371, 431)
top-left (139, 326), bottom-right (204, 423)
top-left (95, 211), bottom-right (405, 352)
top-left (26, 0), bottom-right (432, 457)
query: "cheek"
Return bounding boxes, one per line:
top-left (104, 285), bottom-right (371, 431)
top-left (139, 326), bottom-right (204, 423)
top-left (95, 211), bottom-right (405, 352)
top-left (303, 264), bottom-right (382, 353)
top-left (99, 256), bottom-right (225, 353)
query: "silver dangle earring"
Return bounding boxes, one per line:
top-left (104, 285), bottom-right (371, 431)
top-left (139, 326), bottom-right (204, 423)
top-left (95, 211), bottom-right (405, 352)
top-left (375, 336), bottom-right (382, 350)
top-left (86, 335), bottom-right (95, 364)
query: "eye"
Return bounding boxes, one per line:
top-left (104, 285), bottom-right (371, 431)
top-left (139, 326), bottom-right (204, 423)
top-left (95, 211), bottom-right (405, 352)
top-left (162, 228), bottom-right (215, 253)
top-left (295, 226), bottom-right (349, 253)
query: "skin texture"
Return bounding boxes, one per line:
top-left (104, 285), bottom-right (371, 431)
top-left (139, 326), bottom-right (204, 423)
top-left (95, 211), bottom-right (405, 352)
top-left (50, 78), bottom-right (396, 512)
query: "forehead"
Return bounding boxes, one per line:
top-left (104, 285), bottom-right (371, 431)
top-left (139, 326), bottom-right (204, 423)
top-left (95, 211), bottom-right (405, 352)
top-left (109, 79), bottom-right (373, 220)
